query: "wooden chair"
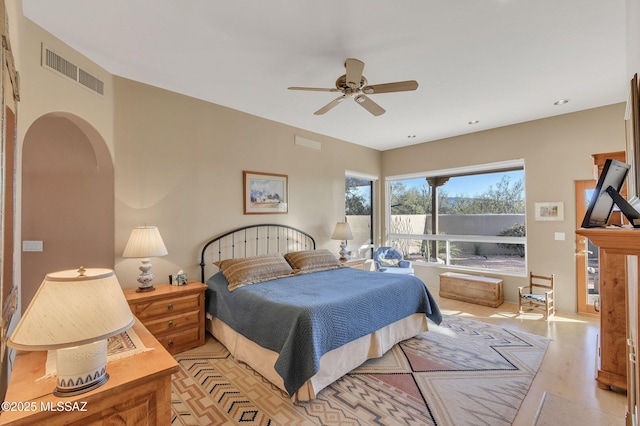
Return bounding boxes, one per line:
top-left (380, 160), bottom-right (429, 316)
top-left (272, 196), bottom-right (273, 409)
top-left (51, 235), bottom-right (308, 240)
top-left (518, 272), bottom-right (555, 318)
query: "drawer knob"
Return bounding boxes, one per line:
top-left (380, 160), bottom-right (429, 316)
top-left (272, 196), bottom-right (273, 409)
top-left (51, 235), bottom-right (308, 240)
top-left (168, 339), bottom-right (174, 347)
top-left (168, 320), bottom-right (174, 328)
top-left (167, 303), bottom-right (174, 311)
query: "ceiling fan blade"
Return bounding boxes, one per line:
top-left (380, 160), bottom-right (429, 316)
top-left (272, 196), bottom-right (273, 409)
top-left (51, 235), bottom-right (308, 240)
top-left (288, 86), bottom-right (341, 92)
top-left (355, 95), bottom-right (385, 116)
top-left (362, 80), bottom-right (418, 94)
top-left (345, 58), bottom-right (365, 89)
top-left (314, 96), bottom-right (346, 115)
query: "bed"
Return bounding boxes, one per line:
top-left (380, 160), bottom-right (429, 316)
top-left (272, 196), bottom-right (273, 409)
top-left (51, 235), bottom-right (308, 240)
top-left (199, 224), bottom-right (442, 401)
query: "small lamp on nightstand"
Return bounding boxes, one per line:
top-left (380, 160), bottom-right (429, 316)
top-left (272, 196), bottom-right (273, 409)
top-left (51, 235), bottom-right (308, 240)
top-left (123, 225), bottom-right (168, 292)
top-left (7, 267), bottom-right (134, 397)
top-left (331, 221), bottom-right (353, 260)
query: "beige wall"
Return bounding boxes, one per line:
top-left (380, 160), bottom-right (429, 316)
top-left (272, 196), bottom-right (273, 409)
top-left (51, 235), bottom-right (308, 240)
top-left (382, 104), bottom-right (626, 312)
top-left (112, 77), bottom-right (381, 287)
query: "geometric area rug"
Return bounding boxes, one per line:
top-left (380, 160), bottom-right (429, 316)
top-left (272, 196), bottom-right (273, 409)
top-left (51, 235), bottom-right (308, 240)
top-left (171, 314), bottom-right (549, 425)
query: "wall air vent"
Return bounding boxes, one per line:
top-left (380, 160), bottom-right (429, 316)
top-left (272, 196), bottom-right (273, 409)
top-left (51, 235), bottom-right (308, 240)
top-left (44, 47), bottom-right (77, 80)
top-left (294, 135), bottom-right (322, 151)
top-left (42, 44), bottom-right (104, 96)
top-left (78, 68), bottom-right (104, 95)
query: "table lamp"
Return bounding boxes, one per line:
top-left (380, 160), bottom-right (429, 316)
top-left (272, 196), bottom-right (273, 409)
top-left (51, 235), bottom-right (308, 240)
top-left (7, 267), bottom-right (134, 397)
top-left (122, 225), bottom-right (168, 292)
top-left (331, 221), bottom-right (353, 260)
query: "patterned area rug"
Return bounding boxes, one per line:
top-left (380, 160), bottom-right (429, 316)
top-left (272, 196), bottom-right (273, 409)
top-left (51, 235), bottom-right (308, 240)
top-left (171, 314), bottom-right (549, 425)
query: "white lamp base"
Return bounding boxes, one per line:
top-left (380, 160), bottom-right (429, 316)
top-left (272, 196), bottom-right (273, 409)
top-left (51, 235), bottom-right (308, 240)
top-left (136, 258), bottom-right (156, 292)
top-left (338, 241), bottom-right (350, 260)
top-left (54, 340), bottom-right (109, 397)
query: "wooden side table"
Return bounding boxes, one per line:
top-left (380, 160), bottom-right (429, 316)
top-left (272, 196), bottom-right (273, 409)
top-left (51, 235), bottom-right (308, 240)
top-left (340, 258), bottom-right (366, 270)
top-left (0, 320), bottom-right (178, 426)
top-left (124, 281), bottom-right (207, 354)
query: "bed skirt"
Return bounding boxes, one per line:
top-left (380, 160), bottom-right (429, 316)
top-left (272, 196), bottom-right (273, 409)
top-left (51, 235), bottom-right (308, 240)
top-left (206, 313), bottom-right (428, 401)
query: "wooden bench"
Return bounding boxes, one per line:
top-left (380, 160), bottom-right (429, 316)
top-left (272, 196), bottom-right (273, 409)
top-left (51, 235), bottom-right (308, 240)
top-left (439, 272), bottom-right (504, 307)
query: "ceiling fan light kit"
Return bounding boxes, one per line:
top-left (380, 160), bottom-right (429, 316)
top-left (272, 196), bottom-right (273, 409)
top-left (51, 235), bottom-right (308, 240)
top-left (288, 58), bottom-right (418, 116)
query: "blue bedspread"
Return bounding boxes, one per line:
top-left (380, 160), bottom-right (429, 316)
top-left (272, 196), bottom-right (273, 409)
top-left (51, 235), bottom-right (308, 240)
top-left (206, 267), bottom-right (442, 395)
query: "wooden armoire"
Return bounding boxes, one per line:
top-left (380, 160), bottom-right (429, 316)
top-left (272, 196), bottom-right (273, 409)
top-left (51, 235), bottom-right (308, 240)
top-left (589, 151), bottom-right (628, 391)
top-left (576, 228), bottom-right (639, 425)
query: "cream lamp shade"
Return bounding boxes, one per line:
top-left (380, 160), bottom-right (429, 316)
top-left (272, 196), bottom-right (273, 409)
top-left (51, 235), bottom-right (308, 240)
top-left (331, 222), bottom-right (353, 260)
top-left (8, 267), bottom-right (134, 396)
top-left (122, 225), bottom-right (168, 292)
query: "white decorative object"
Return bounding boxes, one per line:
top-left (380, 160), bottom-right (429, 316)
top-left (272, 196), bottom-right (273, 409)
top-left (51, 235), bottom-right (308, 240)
top-left (123, 225), bottom-right (168, 292)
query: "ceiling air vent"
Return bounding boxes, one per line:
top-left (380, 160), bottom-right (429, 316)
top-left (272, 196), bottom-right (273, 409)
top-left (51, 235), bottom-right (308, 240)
top-left (42, 44), bottom-right (104, 96)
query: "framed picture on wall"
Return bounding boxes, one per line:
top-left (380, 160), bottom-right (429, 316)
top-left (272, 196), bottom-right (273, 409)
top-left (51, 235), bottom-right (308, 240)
top-left (243, 171), bottom-right (288, 214)
top-left (534, 202), bottom-right (564, 221)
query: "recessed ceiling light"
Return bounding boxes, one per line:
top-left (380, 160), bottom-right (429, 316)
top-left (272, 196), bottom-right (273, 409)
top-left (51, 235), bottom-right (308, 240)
top-left (468, 120), bottom-right (479, 125)
top-left (554, 99), bottom-right (569, 105)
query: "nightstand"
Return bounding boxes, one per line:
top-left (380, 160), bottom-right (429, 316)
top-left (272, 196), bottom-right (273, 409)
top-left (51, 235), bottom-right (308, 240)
top-left (124, 281), bottom-right (207, 354)
top-left (340, 258), bottom-right (366, 270)
top-left (0, 320), bottom-right (178, 426)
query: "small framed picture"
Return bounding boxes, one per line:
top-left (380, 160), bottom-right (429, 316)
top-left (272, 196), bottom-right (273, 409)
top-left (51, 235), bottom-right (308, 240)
top-left (172, 272), bottom-right (188, 286)
top-left (535, 202), bottom-right (564, 221)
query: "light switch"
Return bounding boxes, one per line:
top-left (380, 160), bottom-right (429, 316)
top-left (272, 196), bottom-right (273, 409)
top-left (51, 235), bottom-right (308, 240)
top-left (554, 232), bottom-right (565, 241)
top-left (23, 240), bottom-right (43, 252)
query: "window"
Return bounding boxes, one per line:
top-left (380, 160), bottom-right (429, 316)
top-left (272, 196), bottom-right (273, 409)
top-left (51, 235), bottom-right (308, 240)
top-left (345, 172), bottom-right (375, 259)
top-left (387, 160), bottom-right (526, 275)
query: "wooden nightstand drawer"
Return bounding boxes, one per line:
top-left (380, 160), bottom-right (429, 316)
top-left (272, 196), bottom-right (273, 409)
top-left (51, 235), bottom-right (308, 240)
top-left (131, 292), bottom-right (201, 320)
top-left (143, 310), bottom-right (200, 335)
top-left (157, 327), bottom-right (201, 353)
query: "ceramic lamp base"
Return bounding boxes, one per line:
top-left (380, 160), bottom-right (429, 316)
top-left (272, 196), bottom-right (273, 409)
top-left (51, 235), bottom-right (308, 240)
top-left (136, 258), bottom-right (156, 292)
top-left (338, 241), bottom-right (350, 260)
top-left (54, 340), bottom-right (109, 397)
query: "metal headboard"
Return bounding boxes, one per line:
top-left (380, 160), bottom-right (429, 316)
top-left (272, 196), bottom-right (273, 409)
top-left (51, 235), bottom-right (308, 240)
top-left (200, 224), bottom-right (316, 283)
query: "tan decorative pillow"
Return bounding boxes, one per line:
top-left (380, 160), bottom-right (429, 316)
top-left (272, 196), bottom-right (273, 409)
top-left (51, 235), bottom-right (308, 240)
top-left (215, 253), bottom-right (294, 291)
top-left (284, 249), bottom-right (343, 273)
top-left (379, 258), bottom-right (400, 267)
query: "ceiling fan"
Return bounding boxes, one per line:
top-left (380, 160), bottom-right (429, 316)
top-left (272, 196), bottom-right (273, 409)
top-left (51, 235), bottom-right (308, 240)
top-left (288, 58), bottom-right (418, 116)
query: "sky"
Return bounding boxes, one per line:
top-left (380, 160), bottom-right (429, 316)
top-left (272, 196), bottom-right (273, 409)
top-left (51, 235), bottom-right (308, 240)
top-left (402, 170), bottom-right (524, 197)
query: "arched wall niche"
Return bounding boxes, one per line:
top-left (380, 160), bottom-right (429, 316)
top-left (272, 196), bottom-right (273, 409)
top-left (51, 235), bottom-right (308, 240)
top-left (21, 112), bottom-right (114, 312)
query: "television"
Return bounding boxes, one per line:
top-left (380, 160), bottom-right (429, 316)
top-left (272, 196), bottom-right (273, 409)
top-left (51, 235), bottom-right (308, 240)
top-left (581, 159), bottom-right (640, 228)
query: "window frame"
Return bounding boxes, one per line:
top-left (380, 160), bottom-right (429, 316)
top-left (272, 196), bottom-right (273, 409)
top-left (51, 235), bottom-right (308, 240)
top-left (345, 170), bottom-right (377, 259)
top-left (385, 159), bottom-right (527, 276)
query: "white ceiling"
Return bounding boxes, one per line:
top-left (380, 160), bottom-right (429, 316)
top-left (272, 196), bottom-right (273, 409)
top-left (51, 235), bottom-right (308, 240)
top-left (22, 0), bottom-right (627, 151)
